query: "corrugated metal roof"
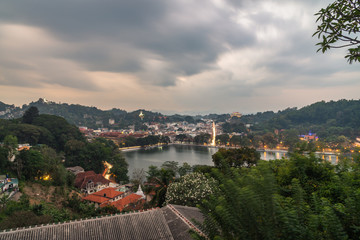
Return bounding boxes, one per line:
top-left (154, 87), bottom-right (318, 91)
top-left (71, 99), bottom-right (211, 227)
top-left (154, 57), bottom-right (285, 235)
top-left (0, 205), bottom-right (204, 240)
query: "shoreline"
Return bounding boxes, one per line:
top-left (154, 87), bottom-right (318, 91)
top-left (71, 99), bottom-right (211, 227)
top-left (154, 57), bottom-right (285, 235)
top-left (120, 143), bottom-right (339, 156)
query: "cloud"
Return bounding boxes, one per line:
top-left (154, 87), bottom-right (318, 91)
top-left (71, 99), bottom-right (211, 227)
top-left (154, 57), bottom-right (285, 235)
top-left (0, 0), bottom-right (358, 114)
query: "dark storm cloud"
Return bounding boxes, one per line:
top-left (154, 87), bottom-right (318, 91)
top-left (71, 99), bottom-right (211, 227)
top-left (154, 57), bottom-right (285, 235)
top-left (0, 0), bottom-right (255, 87)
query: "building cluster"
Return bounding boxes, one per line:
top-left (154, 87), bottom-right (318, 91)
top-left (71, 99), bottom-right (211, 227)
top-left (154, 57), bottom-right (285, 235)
top-left (79, 119), bottom-right (223, 143)
top-left (68, 167), bottom-right (146, 212)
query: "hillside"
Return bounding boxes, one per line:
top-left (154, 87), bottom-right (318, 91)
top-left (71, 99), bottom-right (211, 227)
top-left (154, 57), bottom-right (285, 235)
top-left (0, 98), bottom-right (359, 140)
top-left (0, 98), bottom-right (164, 129)
top-left (243, 99), bottom-right (360, 140)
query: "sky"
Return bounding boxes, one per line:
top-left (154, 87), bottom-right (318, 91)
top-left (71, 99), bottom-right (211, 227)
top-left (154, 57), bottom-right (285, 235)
top-left (0, 0), bottom-right (359, 115)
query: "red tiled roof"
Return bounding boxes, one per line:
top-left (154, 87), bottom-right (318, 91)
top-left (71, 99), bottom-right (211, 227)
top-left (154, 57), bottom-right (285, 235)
top-left (93, 188), bottom-right (124, 199)
top-left (75, 171), bottom-right (110, 190)
top-left (110, 193), bottom-right (143, 212)
top-left (83, 194), bottom-right (110, 204)
top-left (74, 171), bottom-right (96, 188)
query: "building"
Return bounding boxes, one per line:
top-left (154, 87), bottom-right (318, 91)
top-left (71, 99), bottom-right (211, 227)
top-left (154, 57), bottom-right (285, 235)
top-left (231, 112), bottom-right (242, 118)
top-left (0, 205), bottom-right (205, 240)
top-left (0, 176), bottom-right (18, 194)
top-left (82, 187), bottom-right (125, 208)
top-left (299, 132), bottom-right (319, 141)
top-left (74, 171), bottom-right (110, 194)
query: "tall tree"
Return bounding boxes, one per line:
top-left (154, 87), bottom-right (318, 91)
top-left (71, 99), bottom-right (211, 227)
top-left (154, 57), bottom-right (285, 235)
top-left (22, 106), bottom-right (39, 124)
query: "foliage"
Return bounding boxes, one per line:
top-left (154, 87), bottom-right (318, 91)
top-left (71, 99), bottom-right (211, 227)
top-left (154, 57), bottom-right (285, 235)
top-left (15, 149), bottom-right (44, 180)
top-left (161, 161), bottom-right (179, 174)
top-left (282, 129), bottom-right (301, 150)
top-left (216, 134), bottom-right (230, 145)
top-left (131, 168), bottom-right (146, 186)
top-left (178, 162), bottom-right (192, 177)
top-left (22, 106), bottom-right (39, 124)
top-left (148, 168), bottom-right (176, 207)
top-left (0, 211), bottom-right (53, 230)
top-left (146, 165), bottom-right (161, 182)
top-left (0, 146), bottom-right (10, 173)
top-left (212, 147), bottom-right (260, 169)
top-left (165, 172), bottom-right (218, 207)
top-left (175, 134), bottom-right (193, 143)
top-left (313, 0), bottom-right (360, 63)
top-left (65, 138), bottom-right (129, 182)
top-left (229, 135), bottom-right (251, 147)
top-left (195, 152), bottom-right (360, 240)
top-left (194, 133), bottom-right (211, 145)
top-left (109, 153), bottom-right (129, 183)
top-left (32, 114), bottom-right (84, 151)
top-left (222, 122), bottom-right (247, 134)
top-left (262, 132), bottom-right (278, 148)
top-left (247, 99), bottom-right (360, 144)
top-left (3, 135), bottom-right (18, 161)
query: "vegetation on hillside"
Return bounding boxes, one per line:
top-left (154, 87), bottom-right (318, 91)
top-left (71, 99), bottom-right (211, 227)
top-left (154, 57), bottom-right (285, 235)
top-left (190, 148), bottom-right (360, 240)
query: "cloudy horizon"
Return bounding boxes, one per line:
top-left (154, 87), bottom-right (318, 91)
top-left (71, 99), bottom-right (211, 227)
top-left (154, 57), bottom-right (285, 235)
top-left (0, 0), bottom-right (359, 115)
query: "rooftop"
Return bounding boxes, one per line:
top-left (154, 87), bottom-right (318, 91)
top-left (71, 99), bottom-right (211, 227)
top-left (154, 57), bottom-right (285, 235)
top-left (0, 205), bottom-right (204, 240)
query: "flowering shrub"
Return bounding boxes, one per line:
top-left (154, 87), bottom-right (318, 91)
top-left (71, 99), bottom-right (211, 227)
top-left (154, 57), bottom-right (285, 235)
top-left (165, 172), bottom-right (219, 207)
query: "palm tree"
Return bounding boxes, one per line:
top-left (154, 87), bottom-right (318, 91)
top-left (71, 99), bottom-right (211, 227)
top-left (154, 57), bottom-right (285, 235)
top-left (149, 168), bottom-right (175, 207)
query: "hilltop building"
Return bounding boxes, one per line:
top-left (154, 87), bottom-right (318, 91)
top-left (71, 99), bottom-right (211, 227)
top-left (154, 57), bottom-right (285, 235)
top-left (231, 112), bottom-right (242, 118)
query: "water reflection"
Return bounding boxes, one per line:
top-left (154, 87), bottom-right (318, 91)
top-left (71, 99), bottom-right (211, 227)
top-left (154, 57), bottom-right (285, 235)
top-left (123, 145), bottom-right (338, 176)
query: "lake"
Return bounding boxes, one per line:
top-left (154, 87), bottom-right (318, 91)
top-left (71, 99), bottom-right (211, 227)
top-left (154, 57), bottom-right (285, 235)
top-left (123, 144), bottom-right (338, 176)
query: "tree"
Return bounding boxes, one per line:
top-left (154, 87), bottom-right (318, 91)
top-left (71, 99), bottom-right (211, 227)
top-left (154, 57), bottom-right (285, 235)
top-left (0, 194), bottom-right (10, 212)
top-left (230, 135), bottom-right (251, 147)
top-left (313, 0), bottom-right (360, 63)
top-left (131, 168), bottom-right (146, 186)
top-left (0, 146), bottom-right (9, 172)
top-left (165, 172), bottom-right (219, 207)
top-left (216, 134), bottom-right (230, 145)
top-left (146, 165), bottom-right (161, 182)
top-left (109, 153), bottom-right (129, 183)
top-left (262, 132), bottom-right (278, 149)
top-left (15, 149), bottom-right (44, 180)
top-left (194, 159), bottom-right (351, 240)
top-left (282, 129), bottom-right (300, 150)
top-left (194, 133), bottom-right (211, 145)
top-left (178, 162), bottom-right (192, 177)
top-left (161, 161), bottom-right (179, 174)
top-left (150, 168), bottom-right (175, 207)
top-left (3, 135), bottom-right (18, 161)
top-left (22, 106), bottom-right (39, 124)
top-left (212, 148), bottom-right (260, 169)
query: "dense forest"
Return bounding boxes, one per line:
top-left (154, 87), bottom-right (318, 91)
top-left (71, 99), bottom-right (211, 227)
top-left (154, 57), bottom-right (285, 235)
top-left (0, 107), bottom-right (129, 183)
top-left (220, 100), bottom-right (360, 144)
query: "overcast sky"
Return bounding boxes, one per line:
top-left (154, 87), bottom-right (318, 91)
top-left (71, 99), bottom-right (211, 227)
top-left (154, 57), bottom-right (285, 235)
top-left (0, 0), bottom-right (359, 115)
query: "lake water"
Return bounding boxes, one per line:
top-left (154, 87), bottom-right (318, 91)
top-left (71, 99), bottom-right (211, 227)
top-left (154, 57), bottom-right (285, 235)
top-left (123, 144), bottom-right (338, 176)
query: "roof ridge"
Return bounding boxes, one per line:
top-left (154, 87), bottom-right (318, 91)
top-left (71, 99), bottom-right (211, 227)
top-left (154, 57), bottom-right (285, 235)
top-left (0, 207), bottom-right (161, 233)
top-left (167, 204), bottom-right (207, 239)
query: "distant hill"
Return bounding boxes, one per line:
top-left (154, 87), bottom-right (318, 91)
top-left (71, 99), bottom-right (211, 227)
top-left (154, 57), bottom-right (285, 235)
top-left (1, 98), bottom-right (359, 139)
top-left (0, 98), bottom-right (167, 129)
top-left (241, 99), bottom-right (360, 140)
